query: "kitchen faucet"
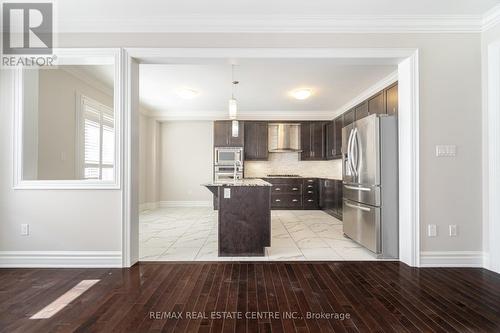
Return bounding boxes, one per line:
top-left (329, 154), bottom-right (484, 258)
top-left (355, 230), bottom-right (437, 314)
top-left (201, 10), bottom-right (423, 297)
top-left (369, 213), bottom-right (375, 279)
top-left (233, 160), bottom-right (242, 183)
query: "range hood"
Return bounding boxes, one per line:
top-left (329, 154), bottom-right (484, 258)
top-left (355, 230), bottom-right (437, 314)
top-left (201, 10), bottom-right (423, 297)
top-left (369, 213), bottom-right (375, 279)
top-left (268, 123), bottom-right (301, 152)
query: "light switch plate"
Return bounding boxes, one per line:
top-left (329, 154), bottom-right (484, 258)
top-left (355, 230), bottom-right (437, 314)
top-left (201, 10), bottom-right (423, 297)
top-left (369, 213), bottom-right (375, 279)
top-left (428, 224), bottom-right (437, 237)
top-left (449, 224), bottom-right (457, 237)
top-left (436, 145), bottom-right (456, 157)
top-left (21, 224), bottom-right (29, 236)
top-left (223, 188), bottom-right (231, 199)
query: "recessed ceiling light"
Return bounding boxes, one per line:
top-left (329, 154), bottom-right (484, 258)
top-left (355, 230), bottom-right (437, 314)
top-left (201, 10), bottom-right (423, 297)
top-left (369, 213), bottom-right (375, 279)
top-left (176, 87), bottom-right (199, 99)
top-left (290, 88), bottom-right (312, 100)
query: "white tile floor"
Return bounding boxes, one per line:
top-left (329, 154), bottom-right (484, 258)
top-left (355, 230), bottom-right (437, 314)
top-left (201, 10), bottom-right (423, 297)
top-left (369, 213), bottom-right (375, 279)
top-left (139, 207), bottom-right (379, 261)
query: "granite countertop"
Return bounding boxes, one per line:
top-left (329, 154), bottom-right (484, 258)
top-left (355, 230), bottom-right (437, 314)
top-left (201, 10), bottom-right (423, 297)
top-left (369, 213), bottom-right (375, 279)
top-left (202, 178), bottom-right (272, 187)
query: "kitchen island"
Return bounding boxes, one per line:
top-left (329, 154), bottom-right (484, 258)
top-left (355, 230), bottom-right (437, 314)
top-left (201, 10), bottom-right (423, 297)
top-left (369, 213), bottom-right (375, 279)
top-left (203, 179), bottom-right (272, 257)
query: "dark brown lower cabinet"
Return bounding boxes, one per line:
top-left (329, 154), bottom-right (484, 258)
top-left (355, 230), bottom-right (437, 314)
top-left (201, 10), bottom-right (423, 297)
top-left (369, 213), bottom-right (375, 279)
top-left (319, 178), bottom-right (343, 220)
top-left (264, 177), bottom-right (320, 210)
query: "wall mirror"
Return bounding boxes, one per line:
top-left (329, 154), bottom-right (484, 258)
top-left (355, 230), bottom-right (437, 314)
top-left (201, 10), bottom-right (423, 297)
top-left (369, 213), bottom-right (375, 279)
top-left (13, 49), bottom-right (121, 189)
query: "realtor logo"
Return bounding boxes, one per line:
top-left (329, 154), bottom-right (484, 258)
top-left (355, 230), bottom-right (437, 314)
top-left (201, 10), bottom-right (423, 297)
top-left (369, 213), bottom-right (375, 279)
top-left (2, 2), bottom-right (53, 55)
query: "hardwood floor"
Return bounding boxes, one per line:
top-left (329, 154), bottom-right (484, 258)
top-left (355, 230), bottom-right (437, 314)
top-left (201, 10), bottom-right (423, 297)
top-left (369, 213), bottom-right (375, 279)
top-left (1, 262), bottom-right (499, 332)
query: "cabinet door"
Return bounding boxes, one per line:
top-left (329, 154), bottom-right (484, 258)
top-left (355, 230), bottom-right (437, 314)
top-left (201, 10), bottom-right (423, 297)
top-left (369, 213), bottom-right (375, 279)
top-left (355, 102), bottom-right (369, 120)
top-left (368, 91), bottom-right (385, 115)
top-left (244, 122), bottom-right (257, 159)
top-left (343, 109), bottom-right (355, 126)
top-left (214, 121), bottom-right (230, 147)
top-left (325, 122), bottom-right (334, 160)
top-left (300, 122), bottom-right (312, 160)
top-left (255, 121), bottom-right (269, 159)
top-left (333, 116), bottom-right (343, 159)
top-left (245, 121), bottom-right (268, 160)
top-left (311, 122), bottom-right (326, 160)
top-left (386, 83), bottom-right (398, 116)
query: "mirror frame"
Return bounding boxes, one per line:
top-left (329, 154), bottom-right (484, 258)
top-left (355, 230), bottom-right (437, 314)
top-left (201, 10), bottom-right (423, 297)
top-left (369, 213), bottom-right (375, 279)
top-left (13, 48), bottom-right (122, 189)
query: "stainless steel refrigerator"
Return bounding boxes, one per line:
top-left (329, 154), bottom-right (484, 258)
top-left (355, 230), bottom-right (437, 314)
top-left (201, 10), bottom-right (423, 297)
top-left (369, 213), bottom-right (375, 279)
top-left (342, 114), bottom-right (398, 259)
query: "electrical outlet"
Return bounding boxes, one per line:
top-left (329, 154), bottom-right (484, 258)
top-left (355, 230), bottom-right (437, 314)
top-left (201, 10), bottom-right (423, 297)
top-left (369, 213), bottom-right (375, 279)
top-left (449, 225), bottom-right (458, 237)
top-left (21, 224), bottom-right (29, 236)
top-left (428, 224), bottom-right (437, 237)
top-left (223, 188), bottom-right (231, 199)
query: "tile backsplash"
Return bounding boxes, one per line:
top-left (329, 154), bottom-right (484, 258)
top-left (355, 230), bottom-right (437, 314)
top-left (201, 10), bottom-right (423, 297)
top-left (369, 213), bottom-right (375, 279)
top-left (244, 152), bottom-right (342, 179)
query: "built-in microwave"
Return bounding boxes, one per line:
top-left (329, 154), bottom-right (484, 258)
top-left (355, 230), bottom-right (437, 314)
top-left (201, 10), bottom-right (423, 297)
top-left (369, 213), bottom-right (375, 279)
top-left (214, 147), bottom-right (243, 165)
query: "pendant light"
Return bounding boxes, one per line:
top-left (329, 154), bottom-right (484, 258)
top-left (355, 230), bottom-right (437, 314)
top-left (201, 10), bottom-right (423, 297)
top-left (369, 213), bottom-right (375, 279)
top-left (229, 64), bottom-right (239, 137)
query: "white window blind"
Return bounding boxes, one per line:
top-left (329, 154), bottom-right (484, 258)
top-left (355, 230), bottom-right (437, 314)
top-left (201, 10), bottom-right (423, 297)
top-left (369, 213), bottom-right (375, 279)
top-left (79, 95), bottom-right (114, 180)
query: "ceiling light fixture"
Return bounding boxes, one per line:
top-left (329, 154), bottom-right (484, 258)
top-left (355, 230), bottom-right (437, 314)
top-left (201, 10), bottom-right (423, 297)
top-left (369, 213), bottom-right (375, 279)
top-left (229, 65), bottom-right (239, 137)
top-left (176, 87), bottom-right (199, 99)
top-left (291, 88), bottom-right (312, 100)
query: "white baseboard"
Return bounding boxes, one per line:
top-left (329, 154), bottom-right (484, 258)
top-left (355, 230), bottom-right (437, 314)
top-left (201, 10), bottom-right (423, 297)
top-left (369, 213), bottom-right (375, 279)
top-left (0, 251), bottom-right (122, 268)
top-left (159, 201), bottom-right (211, 208)
top-left (420, 251), bottom-right (485, 267)
top-left (139, 201), bottom-right (159, 212)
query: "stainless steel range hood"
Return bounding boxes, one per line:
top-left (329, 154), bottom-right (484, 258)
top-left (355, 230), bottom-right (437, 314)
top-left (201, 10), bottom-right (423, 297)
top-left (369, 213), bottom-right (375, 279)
top-left (268, 123), bottom-right (301, 152)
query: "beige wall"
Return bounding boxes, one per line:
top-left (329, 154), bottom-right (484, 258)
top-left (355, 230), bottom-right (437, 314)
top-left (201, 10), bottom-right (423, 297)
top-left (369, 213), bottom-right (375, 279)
top-left (36, 68), bottom-right (113, 180)
top-left (159, 121), bottom-right (213, 203)
top-left (139, 113), bottom-right (160, 206)
top-left (0, 31), bottom-right (487, 255)
top-left (0, 69), bottom-right (121, 252)
top-left (245, 153), bottom-right (342, 179)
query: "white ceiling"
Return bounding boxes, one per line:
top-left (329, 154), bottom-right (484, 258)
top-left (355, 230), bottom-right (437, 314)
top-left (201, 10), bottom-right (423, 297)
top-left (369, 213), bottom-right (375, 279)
top-left (59, 0), bottom-right (498, 17)
top-left (56, 0), bottom-right (500, 33)
top-left (138, 59), bottom-right (396, 115)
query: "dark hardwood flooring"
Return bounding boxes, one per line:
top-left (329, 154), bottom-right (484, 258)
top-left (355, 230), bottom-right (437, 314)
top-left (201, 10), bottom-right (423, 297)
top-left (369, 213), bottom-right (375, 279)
top-left (1, 262), bottom-right (500, 332)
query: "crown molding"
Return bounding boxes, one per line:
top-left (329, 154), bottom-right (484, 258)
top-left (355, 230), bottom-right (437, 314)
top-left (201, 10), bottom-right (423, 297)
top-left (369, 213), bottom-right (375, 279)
top-left (62, 67), bottom-right (113, 96)
top-left (145, 109), bottom-right (336, 121)
top-left (58, 14), bottom-right (490, 34)
top-left (483, 5), bottom-right (500, 32)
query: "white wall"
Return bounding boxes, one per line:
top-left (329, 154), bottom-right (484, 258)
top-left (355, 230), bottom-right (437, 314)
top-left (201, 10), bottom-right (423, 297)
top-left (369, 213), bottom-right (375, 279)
top-left (139, 113), bottom-right (160, 208)
top-left (0, 32), bottom-right (486, 258)
top-left (245, 153), bottom-right (342, 179)
top-left (159, 121), bottom-right (213, 203)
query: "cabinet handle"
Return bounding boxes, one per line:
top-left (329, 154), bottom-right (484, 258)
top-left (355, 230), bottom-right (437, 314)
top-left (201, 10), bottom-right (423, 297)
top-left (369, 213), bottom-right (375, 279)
top-left (275, 188), bottom-right (281, 191)
top-left (292, 199), bottom-right (298, 202)
top-left (307, 199), bottom-right (314, 202)
top-left (308, 191), bottom-right (313, 194)
top-left (307, 180), bottom-right (314, 183)
top-left (307, 185), bottom-right (313, 188)
top-left (275, 199), bottom-right (281, 202)
top-left (292, 187), bottom-right (298, 191)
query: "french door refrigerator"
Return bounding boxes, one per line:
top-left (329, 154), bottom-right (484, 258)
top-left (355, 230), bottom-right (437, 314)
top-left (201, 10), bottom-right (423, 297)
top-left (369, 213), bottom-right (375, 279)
top-left (342, 114), bottom-right (398, 259)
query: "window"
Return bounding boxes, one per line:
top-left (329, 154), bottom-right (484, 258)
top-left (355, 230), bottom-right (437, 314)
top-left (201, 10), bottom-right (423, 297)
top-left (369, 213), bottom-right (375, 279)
top-left (77, 95), bottom-right (114, 181)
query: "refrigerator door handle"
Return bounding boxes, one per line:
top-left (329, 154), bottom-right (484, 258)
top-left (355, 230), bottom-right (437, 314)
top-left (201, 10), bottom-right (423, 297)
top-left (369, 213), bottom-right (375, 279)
top-left (346, 129), bottom-right (355, 175)
top-left (344, 185), bottom-right (371, 192)
top-left (349, 128), bottom-right (358, 177)
top-left (345, 202), bottom-right (371, 212)
top-left (353, 128), bottom-right (360, 177)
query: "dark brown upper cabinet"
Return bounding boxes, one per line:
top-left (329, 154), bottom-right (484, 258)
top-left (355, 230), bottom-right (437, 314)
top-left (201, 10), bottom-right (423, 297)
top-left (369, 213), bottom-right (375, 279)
top-left (343, 109), bottom-right (355, 126)
top-left (300, 121), bottom-right (326, 161)
top-left (333, 115), bottom-right (343, 159)
top-left (244, 121), bottom-right (268, 161)
top-left (213, 120), bottom-right (245, 147)
top-left (368, 91), bottom-right (385, 116)
top-left (355, 101), bottom-right (369, 120)
top-left (325, 121), bottom-right (335, 160)
top-left (386, 83), bottom-right (398, 116)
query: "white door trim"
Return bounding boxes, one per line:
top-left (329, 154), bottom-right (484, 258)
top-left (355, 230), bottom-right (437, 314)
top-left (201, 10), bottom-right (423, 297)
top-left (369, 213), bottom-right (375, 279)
top-left (485, 40), bottom-right (500, 274)
top-left (121, 47), bottom-right (420, 267)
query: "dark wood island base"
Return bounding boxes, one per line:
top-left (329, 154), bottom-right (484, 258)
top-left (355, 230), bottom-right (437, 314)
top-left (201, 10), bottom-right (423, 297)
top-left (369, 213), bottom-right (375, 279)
top-left (203, 179), bottom-right (271, 257)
